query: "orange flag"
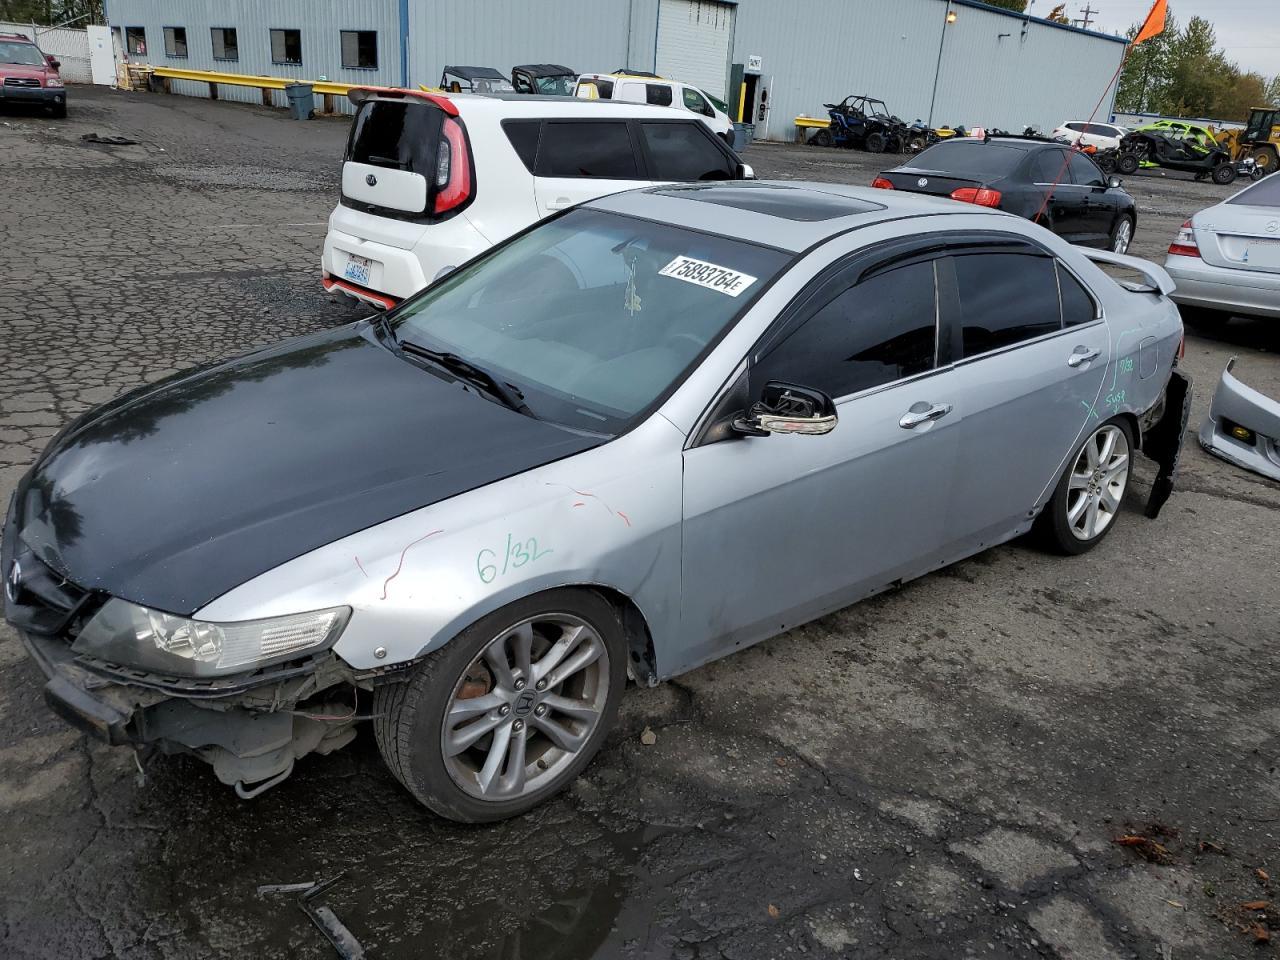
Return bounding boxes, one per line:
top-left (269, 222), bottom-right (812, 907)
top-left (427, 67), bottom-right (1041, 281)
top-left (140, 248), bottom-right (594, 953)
top-left (1132, 0), bottom-right (1168, 45)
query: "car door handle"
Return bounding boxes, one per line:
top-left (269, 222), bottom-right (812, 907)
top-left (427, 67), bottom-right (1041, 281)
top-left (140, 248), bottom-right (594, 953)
top-left (899, 402), bottom-right (952, 429)
top-left (1067, 347), bottom-right (1101, 367)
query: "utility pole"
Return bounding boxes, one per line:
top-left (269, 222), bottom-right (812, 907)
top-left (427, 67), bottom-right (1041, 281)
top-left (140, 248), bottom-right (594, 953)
top-left (927, 0), bottom-right (954, 130)
top-left (1078, 4), bottom-right (1097, 30)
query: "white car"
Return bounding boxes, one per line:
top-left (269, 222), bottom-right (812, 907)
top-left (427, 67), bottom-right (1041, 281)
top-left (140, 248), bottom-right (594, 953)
top-left (322, 89), bottom-right (751, 307)
top-left (1050, 121), bottom-right (1129, 151)
top-left (575, 71), bottom-right (734, 143)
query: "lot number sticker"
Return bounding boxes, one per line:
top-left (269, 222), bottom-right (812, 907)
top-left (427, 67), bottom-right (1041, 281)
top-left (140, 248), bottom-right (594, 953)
top-left (658, 256), bottom-right (758, 297)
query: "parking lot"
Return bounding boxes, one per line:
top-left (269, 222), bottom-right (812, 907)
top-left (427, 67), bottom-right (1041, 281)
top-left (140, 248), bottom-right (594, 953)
top-left (1, 86), bottom-right (1278, 960)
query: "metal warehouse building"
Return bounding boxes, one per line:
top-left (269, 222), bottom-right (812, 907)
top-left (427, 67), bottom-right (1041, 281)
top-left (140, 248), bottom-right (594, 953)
top-left (102, 0), bottom-right (1126, 140)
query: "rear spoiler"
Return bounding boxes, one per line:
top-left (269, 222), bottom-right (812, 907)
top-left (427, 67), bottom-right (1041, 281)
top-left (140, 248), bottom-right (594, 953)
top-left (347, 86), bottom-right (458, 116)
top-left (1079, 248), bottom-right (1176, 296)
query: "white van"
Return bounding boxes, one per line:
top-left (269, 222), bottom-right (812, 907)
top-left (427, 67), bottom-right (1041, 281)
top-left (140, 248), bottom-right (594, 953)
top-left (575, 72), bottom-right (734, 144)
top-left (322, 89), bottom-right (752, 307)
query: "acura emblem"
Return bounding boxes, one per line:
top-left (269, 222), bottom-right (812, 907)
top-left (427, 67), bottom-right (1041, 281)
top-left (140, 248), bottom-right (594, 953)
top-left (5, 559), bottom-right (20, 603)
top-left (365, 173), bottom-right (378, 187)
top-left (918, 177), bottom-right (928, 187)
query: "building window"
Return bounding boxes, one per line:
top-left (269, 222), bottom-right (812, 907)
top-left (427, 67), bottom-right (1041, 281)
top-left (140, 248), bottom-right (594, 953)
top-left (125, 26), bottom-right (146, 56)
top-left (340, 30), bottom-right (377, 69)
top-left (163, 26), bottom-right (188, 58)
top-left (270, 28), bottom-right (302, 65)
top-left (211, 27), bottom-right (238, 61)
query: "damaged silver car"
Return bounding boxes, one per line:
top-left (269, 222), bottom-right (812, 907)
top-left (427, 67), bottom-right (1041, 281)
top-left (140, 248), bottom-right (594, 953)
top-left (1199, 357), bottom-right (1280, 481)
top-left (4, 182), bottom-right (1190, 822)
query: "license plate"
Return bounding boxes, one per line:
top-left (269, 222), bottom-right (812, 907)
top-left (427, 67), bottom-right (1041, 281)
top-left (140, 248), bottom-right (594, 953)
top-left (343, 253), bottom-right (372, 286)
top-left (1245, 238), bottom-right (1280, 269)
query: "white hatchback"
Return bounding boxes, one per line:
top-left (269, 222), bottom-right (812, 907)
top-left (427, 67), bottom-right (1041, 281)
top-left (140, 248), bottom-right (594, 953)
top-left (322, 89), bottom-right (751, 307)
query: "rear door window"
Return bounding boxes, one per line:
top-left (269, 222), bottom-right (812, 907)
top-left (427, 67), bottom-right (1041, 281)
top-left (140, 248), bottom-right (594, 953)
top-left (535, 121), bottom-right (639, 179)
top-left (953, 253), bottom-right (1062, 357)
top-left (645, 84), bottom-right (673, 106)
top-left (755, 260), bottom-right (938, 399)
top-left (640, 122), bottom-right (735, 181)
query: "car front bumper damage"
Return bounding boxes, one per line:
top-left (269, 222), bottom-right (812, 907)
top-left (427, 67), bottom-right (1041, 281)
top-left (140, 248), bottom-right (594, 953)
top-left (1199, 357), bottom-right (1280, 482)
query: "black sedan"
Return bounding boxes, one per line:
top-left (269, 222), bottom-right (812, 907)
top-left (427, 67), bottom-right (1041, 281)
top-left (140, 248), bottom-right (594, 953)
top-left (875, 136), bottom-right (1137, 253)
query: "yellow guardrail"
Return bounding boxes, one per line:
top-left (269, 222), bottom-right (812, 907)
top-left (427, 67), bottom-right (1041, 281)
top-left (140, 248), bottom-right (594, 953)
top-left (794, 116), bottom-right (830, 129)
top-left (150, 66), bottom-right (370, 110)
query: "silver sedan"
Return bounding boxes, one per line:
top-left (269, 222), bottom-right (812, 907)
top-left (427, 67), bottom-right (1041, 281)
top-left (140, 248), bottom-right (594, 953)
top-left (4, 182), bottom-right (1189, 821)
top-left (1165, 173), bottom-right (1280, 323)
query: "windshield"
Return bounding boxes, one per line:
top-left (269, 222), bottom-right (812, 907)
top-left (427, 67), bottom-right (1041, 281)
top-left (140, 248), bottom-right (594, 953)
top-left (535, 75), bottom-right (575, 96)
top-left (474, 77), bottom-right (516, 93)
top-left (705, 91), bottom-right (728, 114)
top-left (910, 141), bottom-right (1028, 178)
top-left (391, 208), bottom-right (790, 432)
top-left (0, 40), bottom-right (44, 66)
top-left (866, 100), bottom-right (890, 117)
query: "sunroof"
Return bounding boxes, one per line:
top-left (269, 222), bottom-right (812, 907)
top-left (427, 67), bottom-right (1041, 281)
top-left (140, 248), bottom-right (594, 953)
top-left (651, 184), bottom-right (883, 221)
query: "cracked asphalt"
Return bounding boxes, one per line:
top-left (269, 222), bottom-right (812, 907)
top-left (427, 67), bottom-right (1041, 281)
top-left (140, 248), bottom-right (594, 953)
top-left (1, 87), bottom-right (1278, 960)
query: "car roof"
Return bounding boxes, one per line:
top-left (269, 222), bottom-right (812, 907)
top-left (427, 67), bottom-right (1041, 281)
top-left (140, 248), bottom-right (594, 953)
top-left (587, 181), bottom-right (1006, 253)
top-left (451, 93), bottom-right (692, 118)
top-left (0, 32), bottom-right (35, 42)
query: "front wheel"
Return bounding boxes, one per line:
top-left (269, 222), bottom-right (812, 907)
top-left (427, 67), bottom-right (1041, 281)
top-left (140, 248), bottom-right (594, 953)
top-left (1116, 153), bottom-right (1140, 175)
top-left (864, 131), bottom-right (886, 153)
top-left (1110, 215), bottom-right (1134, 254)
top-left (1036, 419), bottom-right (1134, 555)
top-left (1211, 163), bottom-right (1236, 185)
top-left (373, 589), bottom-right (626, 822)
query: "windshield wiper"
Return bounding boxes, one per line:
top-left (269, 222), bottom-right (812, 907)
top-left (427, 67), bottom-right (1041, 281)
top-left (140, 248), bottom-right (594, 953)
top-left (399, 342), bottom-right (534, 417)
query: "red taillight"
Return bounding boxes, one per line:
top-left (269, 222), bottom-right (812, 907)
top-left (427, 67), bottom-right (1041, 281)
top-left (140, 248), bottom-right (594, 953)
top-left (950, 187), bottom-right (1002, 207)
top-left (1177, 334), bottom-right (1185, 359)
top-left (871, 177), bottom-right (894, 190)
top-left (433, 116), bottom-right (472, 215)
top-left (1167, 219), bottom-right (1199, 258)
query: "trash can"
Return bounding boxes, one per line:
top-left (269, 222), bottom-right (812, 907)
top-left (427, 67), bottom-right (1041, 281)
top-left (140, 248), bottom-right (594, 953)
top-left (285, 82), bottom-right (314, 120)
top-left (733, 122), bottom-right (754, 152)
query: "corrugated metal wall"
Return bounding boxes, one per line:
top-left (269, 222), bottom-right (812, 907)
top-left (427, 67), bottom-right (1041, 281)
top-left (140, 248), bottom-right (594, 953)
top-left (731, 0), bottom-right (1126, 140)
top-left (102, 0), bottom-right (1125, 137)
top-left (103, 0), bottom-right (401, 109)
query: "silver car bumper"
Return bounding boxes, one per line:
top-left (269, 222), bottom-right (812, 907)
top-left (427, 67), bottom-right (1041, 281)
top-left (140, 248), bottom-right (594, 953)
top-left (1165, 254), bottom-right (1280, 319)
top-left (1198, 357), bottom-right (1280, 481)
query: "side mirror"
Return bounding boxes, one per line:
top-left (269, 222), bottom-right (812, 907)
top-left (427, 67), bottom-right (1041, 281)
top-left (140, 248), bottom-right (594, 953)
top-left (1108, 176), bottom-right (1122, 189)
top-left (733, 381), bottom-right (837, 437)
top-left (738, 162), bottom-right (755, 180)
top-left (47, 56), bottom-right (61, 69)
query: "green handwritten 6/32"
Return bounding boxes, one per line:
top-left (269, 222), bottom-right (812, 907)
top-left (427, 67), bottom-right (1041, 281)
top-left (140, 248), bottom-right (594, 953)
top-left (477, 534), bottom-right (552, 583)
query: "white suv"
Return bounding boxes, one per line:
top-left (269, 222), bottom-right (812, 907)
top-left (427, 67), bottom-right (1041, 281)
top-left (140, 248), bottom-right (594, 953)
top-left (575, 72), bottom-right (735, 143)
top-left (323, 89), bottom-right (751, 307)
top-left (1050, 121), bottom-right (1129, 151)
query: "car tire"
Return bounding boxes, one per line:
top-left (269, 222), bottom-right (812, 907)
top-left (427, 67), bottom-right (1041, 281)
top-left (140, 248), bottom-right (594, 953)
top-left (50, 102), bottom-right (66, 119)
top-left (1036, 418), bottom-right (1134, 556)
top-left (810, 128), bottom-right (833, 148)
top-left (1116, 153), bottom-right (1140, 175)
top-left (865, 131), bottom-right (886, 153)
top-left (372, 588), bottom-right (626, 822)
top-left (1211, 163), bottom-right (1236, 185)
top-left (1109, 215), bottom-right (1134, 254)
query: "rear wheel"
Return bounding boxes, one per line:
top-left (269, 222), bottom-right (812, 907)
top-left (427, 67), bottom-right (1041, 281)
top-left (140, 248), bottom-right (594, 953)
top-left (810, 128), bottom-right (833, 148)
top-left (49, 102), bottom-right (66, 119)
top-left (1110, 215), bottom-right (1134, 254)
top-left (908, 133), bottom-right (927, 152)
top-left (373, 589), bottom-right (626, 822)
top-left (1212, 162), bottom-right (1237, 185)
top-left (865, 131), bottom-right (886, 153)
top-left (1037, 419), bottom-right (1133, 555)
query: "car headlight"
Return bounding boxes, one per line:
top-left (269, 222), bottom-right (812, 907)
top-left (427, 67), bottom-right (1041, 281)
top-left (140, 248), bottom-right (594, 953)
top-left (72, 599), bottom-right (350, 677)
top-left (45, 78), bottom-right (63, 88)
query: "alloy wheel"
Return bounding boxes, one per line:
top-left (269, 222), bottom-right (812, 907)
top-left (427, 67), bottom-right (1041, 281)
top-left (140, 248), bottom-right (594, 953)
top-left (1112, 218), bottom-right (1133, 254)
top-left (441, 613), bottom-right (610, 801)
top-left (1066, 424), bottom-right (1129, 540)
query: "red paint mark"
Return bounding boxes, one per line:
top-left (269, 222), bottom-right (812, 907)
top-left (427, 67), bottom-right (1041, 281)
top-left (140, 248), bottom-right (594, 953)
top-left (572, 501), bottom-right (585, 508)
top-left (380, 529), bottom-right (444, 601)
top-left (546, 482), bottom-right (630, 527)
top-left (616, 510), bottom-right (632, 527)
top-left (354, 556), bottom-right (369, 578)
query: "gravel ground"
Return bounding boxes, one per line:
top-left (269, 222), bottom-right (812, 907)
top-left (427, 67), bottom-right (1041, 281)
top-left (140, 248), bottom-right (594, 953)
top-left (1, 87), bottom-right (1277, 960)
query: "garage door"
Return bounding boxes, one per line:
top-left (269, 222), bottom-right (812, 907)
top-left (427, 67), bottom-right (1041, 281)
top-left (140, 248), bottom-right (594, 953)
top-left (655, 0), bottom-right (734, 100)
